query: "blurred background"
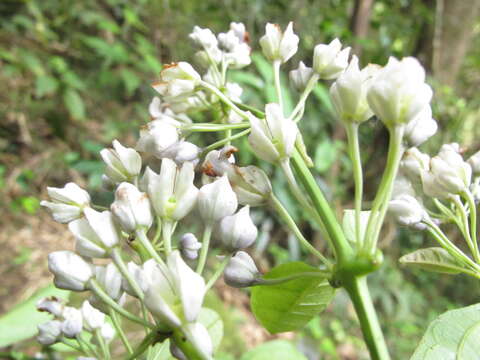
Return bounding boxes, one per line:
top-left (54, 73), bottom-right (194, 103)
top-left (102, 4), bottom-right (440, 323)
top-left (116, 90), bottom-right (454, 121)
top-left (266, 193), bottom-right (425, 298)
top-left (1, 0), bottom-right (480, 359)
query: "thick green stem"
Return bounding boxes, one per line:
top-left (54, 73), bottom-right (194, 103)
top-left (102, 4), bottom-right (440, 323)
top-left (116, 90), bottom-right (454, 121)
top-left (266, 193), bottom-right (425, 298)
top-left (270, 195), bottom-right (333, 269)
top-left (345, 123), bottom-right (364, 247)
top-left (162, 220), bottom-right (174, 255)
top-left (343, 276), bottom-right (391, 360)
top-left (291, 150), bottom-right (353, 262)
top-left (136, 229), bottom-right (166, 265)
top-left (196, 223), bottom-right (213, 274)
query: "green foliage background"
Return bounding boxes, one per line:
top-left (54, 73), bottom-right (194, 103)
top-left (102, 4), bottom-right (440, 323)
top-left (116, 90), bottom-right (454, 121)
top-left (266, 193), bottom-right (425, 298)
top-left (1, 0), bottom-right (480, 359)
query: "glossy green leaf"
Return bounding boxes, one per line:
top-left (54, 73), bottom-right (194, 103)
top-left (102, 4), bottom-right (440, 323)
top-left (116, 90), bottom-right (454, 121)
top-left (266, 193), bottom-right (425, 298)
top-left (411, 303), bottom-right (480, 359)
top-left (399, 247), bottom-right (464, 274)
top-left (251, 262), bottom-right (335, 334)
top-left (0, 285), bottom-right (70, 347)
top-left (240, 340), bottom-right (307, 360)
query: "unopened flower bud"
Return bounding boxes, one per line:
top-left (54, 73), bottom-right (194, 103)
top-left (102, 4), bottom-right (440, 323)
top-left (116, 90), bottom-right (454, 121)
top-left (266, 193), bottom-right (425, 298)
top-left (330, 56), bottom-right (378, 123)
top-left (290, 61), bottom-right (314, 91)
top-left (313, 39), bottom-right (350, 80)
top-left (260, 22), bottom-right (299, 64)
top-left (48, 251), bottom-right (93, 291)
top-left (367, 57), bottom-right (433, 128)
top-left (61, 307), bottom-right (83, 338)
top-left (421, 143), bottom-right (472, 198)
top-left (162, 141), bottom-right (200, 165)
top-left (219, 206), bottom-right (258, 250)
top-left (100, 140), bottom-right (142, 184)
top-left (468, 150), bottom-right (480, 175)
top-left (180, 233), bottom-right (202, 260)
top-left (224, 251), bottom-right (260, 288)
top-left (248, 104), bottom-right (298, 163)
top-left (121, 262), bottom-right (148, 297)
top-left (37, 320), bottom-right (62, 345)
top-left (69, 208), bottom-right (120, 258)
top-left (111, 182), bottom-right (153, 232)
top-left (136, 120), bottom-right (179, 158)
top-left (37, 297), bottom-right (64, 317)
top-left (146, 159), bottom-right (199, 221)
top-left (41, 183), bottom-right (90, 223)
top-left (94, 263), bottom-right (123, 301)
top-left (230, 165), bottom-right (273, 206)
top-left (389, 194), bottom-right (428, 229)
top-left (189, 26), bottom-right (218, 50)
top-left (81, 301), bottom-right (105, 331)
top-left (153, 62), bottom-right (201, 98)
top-left (197, 175), bottom-right (238, 223)
top-left (202, 146), bottom-right (236, 177)
top-left (404, 106), bottom-right (438, 146)
top-left (100, 323), bottom-right (115, 343)
top-left (400, 148), bottom-right (430, 184)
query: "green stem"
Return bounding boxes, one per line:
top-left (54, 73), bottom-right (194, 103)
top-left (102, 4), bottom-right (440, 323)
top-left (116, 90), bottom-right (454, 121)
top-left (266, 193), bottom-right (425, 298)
top-left (152, 216), bottom-right (162, 246)
top-left (451, 195), bottom-right (478, 262)
top-left (343, 276), bottom-right (391, 360)
top-left (201, 129), bottom-right (251, 155)
top-left (345, 123), bottom-right (364, 247)
top-left (205, 255), bottom-right (232, 291)
top-left (111, 248), bottom-right (144, 300)
top-left (109, 309), bottom-right (133, 355)
top-left (88, 279), bottom-right (154, 329)
top-left (172, 328), bottom-right (211, 360)
top-left (463, 190), bottom-right (480, 262)
top-left (291, 150), bottom-right (353, 262)
top-left (273, 60), bottom-right (284, 113)
top-left (270, 195), bottom-right (333, 269)
top-left (67, 337), bottom-right (91, 355)
top-left (94, 328), bottom-right (110, 360)
top-left (363, 125), bottom-right (405, 253)
top-left (182, 123), bottom-right (249, 132)
top-left (76, 335), bottom-right (98, 358)
top-left (289, 73), bottom-right (319, 121)
top-left (126, 330), bottom-right (160, 360)
top-left (196, 223), bottom-right (213, 274)
top-left (136, 229), bottom-right (166, 265)
top-left (162, 220), bottom-right (174, 255)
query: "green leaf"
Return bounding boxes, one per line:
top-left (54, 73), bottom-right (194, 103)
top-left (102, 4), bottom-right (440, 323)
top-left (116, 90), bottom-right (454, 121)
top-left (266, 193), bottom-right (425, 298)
top-left (251, 262), bottom-right (335, 334)
top-left (35, 75), bottom-right (59, 97)
top-left (63, 88), bottom-right (85, 120)
top-left (198, 308), bottom-right (223, 350)
top-left (342, 209), bottom-right (371, 244)
top-left (147, 340), bottom-right (173, 360)
top-left (120, 68), bottom-right (141, 96)
top-left (0, 285), bottom-right (69, 347)
top-left (312, 83), bottom-right (335, 116)
top-left (411, 303), bottom-right (480, 359)
top-left (240, 340), bottom-right (307, 360)
top-left (228, 71), bottom-right (264, 89)
top-left (314, 139), bottom-right (340, 173)
top-left (399, 247), bottom-right (465, 274)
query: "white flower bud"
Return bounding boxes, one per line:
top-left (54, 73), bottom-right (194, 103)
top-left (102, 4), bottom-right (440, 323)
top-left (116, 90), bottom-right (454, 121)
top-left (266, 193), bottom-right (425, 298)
top-left (197, 175), bottom-right (238, 223)
top-left (37, 297), bottom-right (64, 317)
top-left (162, 141), bottom-right (201, 165)
top-left (146, 159), bottom-right (199, 221)
top-left (400, 147), bottom-right (430, 184)
top-left (48, 251), bottom-right (93, 291)
top-left (313, 38), bottom-right (350, 80)
top-left (218, 22), bottom-right (248, 51)
top-left (94, 263), bottom-right (123, 301)
top-left (421, 143), bottom-right (472, 198)
top-left (404, 106), bottom-right (438, 146)
top-left (153, 62), bottom-right (201, 98)
top-left (248, 104), bottom-right (298, 163)
top-left (468, 150), bottom-right (480, 175)
top-left (289, 61), bottom-right (314, 91)
top-left (111, 182), bottom-right (153, 232)
top-left (224, 251), bottom-right (260, 288)
top-left (161, 62), bottom-right (201, 82)
top-left (189, 26), bottom-right (218, 50)
top-left (61, 307), bottom-right (83, 338)
top-left (136, 120), bottom-right (180, 158)
top-left (69, 208), bottom-right (120, 258)
top-left (202, 146), bottom-right (236, 177)
top-left (224, 42), bottom-right (251, 69)
top-left (389, 194), bottom-right (428, 229)
top-left (100, 140), bottom-right (142, 184)
top-left (41, 183), bottom-right (90, 223)
top-left (37, 320), bottom-right (62, 345)
top-left (180, 233), bottom-right (202, 260)
top-left (392, 176), bottom-right (416, 199)
top-left (260, 22), bottom-right (299, 64)
top-left (143, 252), bottom-right (206, 327)
top-left (218, 206), bottom-right (258, 250)
top-left (330, 56), bottom-right (378, 123)
top-left (367, 57), bottom-right (433, 128)
top-left (100, 323), bottom-right (115, 343)
top-left (81, 301), bottom-right (105, 331)
top-left (121, 262), bottom-right (149, 297)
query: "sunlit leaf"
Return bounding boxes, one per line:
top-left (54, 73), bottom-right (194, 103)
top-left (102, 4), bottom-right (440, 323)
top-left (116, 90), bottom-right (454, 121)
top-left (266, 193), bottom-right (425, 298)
top-left (399, 247), bottom-right (465, 274)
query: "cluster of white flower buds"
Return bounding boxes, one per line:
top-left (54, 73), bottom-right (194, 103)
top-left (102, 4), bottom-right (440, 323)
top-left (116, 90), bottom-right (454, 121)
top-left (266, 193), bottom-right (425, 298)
top-left (37, 297), bottom-right (114, 346)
